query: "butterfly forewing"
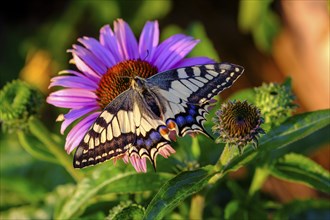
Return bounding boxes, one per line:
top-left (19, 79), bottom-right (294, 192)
top-left (147, 63), bottom-right (244, 136)
top-left (74, 62), bottom-right (244, 169)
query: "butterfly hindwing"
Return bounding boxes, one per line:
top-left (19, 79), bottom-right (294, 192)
top-left (73, 88), bottom-right (170, 168)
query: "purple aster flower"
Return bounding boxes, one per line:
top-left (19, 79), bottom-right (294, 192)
top-left (47, 19), bottom-right (214, 172)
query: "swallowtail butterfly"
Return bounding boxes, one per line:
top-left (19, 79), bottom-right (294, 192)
top-left (74, 63), bottom-right (244, 169)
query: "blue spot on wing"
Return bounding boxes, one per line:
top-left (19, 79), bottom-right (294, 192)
top-left (169, 103), bottom-right (210, 137)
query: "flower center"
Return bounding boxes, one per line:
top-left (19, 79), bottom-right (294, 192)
top-left (223, 102), bottom-right (259, 138)
top-left (96, 59), bottom-right (158, 109)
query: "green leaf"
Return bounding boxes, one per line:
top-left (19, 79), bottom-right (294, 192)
top-left (270, 153), bottom-right (330, 194)
top-left (227, 88), bottom-right (256, 104)
top-left (101, 172), bottom-right (174, 194)
top-left (222, 109), bottom-right (330, 173)
top-left (224, 198), bottom-right (268, 220)
top-left (238, 0), bottom-right (280, 53)
top-left (252, 10), bottom-right (281, 53)
top-left (224, 200), bottom-right (243, 220)
top-left (191, 136), bottom-right (201, 160)
top-left (0, 205), bottom-right (50, 220)
top-left (187, 22), bottom-right (220, 61)
top-left (238, 0), bottom-right (272, 32)
top-left (57, 165), bottom-right (173, 219)
top-left (248, 167), bottom-right (270, 196)
top-left (107, 201), bottom-right (145, 220)
top-left (160, 25), bottom-right (183, 41)
top-left (1, 177), bottom-right (46, 205)
top-left (144, 166), bottom-right (214, 220)
top-left (129, 0), bottom-right (172, 30)
top-left (273, 199), bottom-right (330, 220)
top-left (17, 131), bottom-right (58, 164)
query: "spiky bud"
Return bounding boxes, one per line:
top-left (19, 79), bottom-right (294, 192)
top-left (212, 100), bottom-right (265, 154)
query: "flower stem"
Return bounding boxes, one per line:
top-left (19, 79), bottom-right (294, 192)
top-left (17, 131), bottom-right (58, 164)
top-left (189, 193), bottom-right (205, 220)
top-left (248, 166), bottom-right (269, 196)
top-left (28, 117), bottom-right (84, 182)
top-left (208, 144), bottom-right (237, 184)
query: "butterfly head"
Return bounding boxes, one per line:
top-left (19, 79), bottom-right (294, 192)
top-left (131, 76), bottom-right (147, 91)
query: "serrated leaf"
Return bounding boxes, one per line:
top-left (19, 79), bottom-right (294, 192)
top-left (57, 165), bottom-right (173, 219)
top-left (222, 109), bottom-right (330, 174)
top-left (270, 153), bottom-right (330, 194)
top-left (144, 166), bottom-right (214, 220)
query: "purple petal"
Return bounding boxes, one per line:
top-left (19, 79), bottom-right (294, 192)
top-left (47, 99), bottom-right (96, 109)
top-left (70, 45), bottom-right (107, 75)
top-left (50, 89), bottom-right (98, 99)
top-left (60, 105), bottom-right (99, 134)
top-left (79, 37), bottom-right (117, 68)
top-left (58, 70), bottom-right (100, 85)
top-left (65, 112), bottom-right (100, 153)
top-left (47, 89), bottom-right (98, 108)
top-left (174, 57), bottom-right (215, 68)
top-left (99, 25), bottom-right (122, 63)
top-left (71, 53), bottom-right (102, 81)
top-left (152, 34), bottom-right (200, 71)
top-left (114, 19), bottom-right (139, 60)
top-left (49, 75), bottom-right (98, 90)
top-left (139, 21), bottom-right (159, 62)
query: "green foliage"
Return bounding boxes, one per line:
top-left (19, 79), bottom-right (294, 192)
top-left (57, 165), bottom-right (173, 219)
top-left (270, 153), bottom-right (330, 194)
top-left (144, 166), bottom-right (214, 220)
top-left (238, 0), bottom-right (281, 53)
top-left (273, 199), bottom-right (330, 220)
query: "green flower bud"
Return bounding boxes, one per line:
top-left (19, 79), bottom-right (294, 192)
top-left (0, 80), bottom-right (43, 132)
top-left (255, 79), bottom-right (297, 126)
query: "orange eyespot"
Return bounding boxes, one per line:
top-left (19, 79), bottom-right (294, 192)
top-left (159, 126), bottom-right (169, 136)
top-left (167, 120), bottom-right (177, 130)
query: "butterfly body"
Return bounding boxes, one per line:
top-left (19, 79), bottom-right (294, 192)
top-left (74, 63), bottom-right (244, 169)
